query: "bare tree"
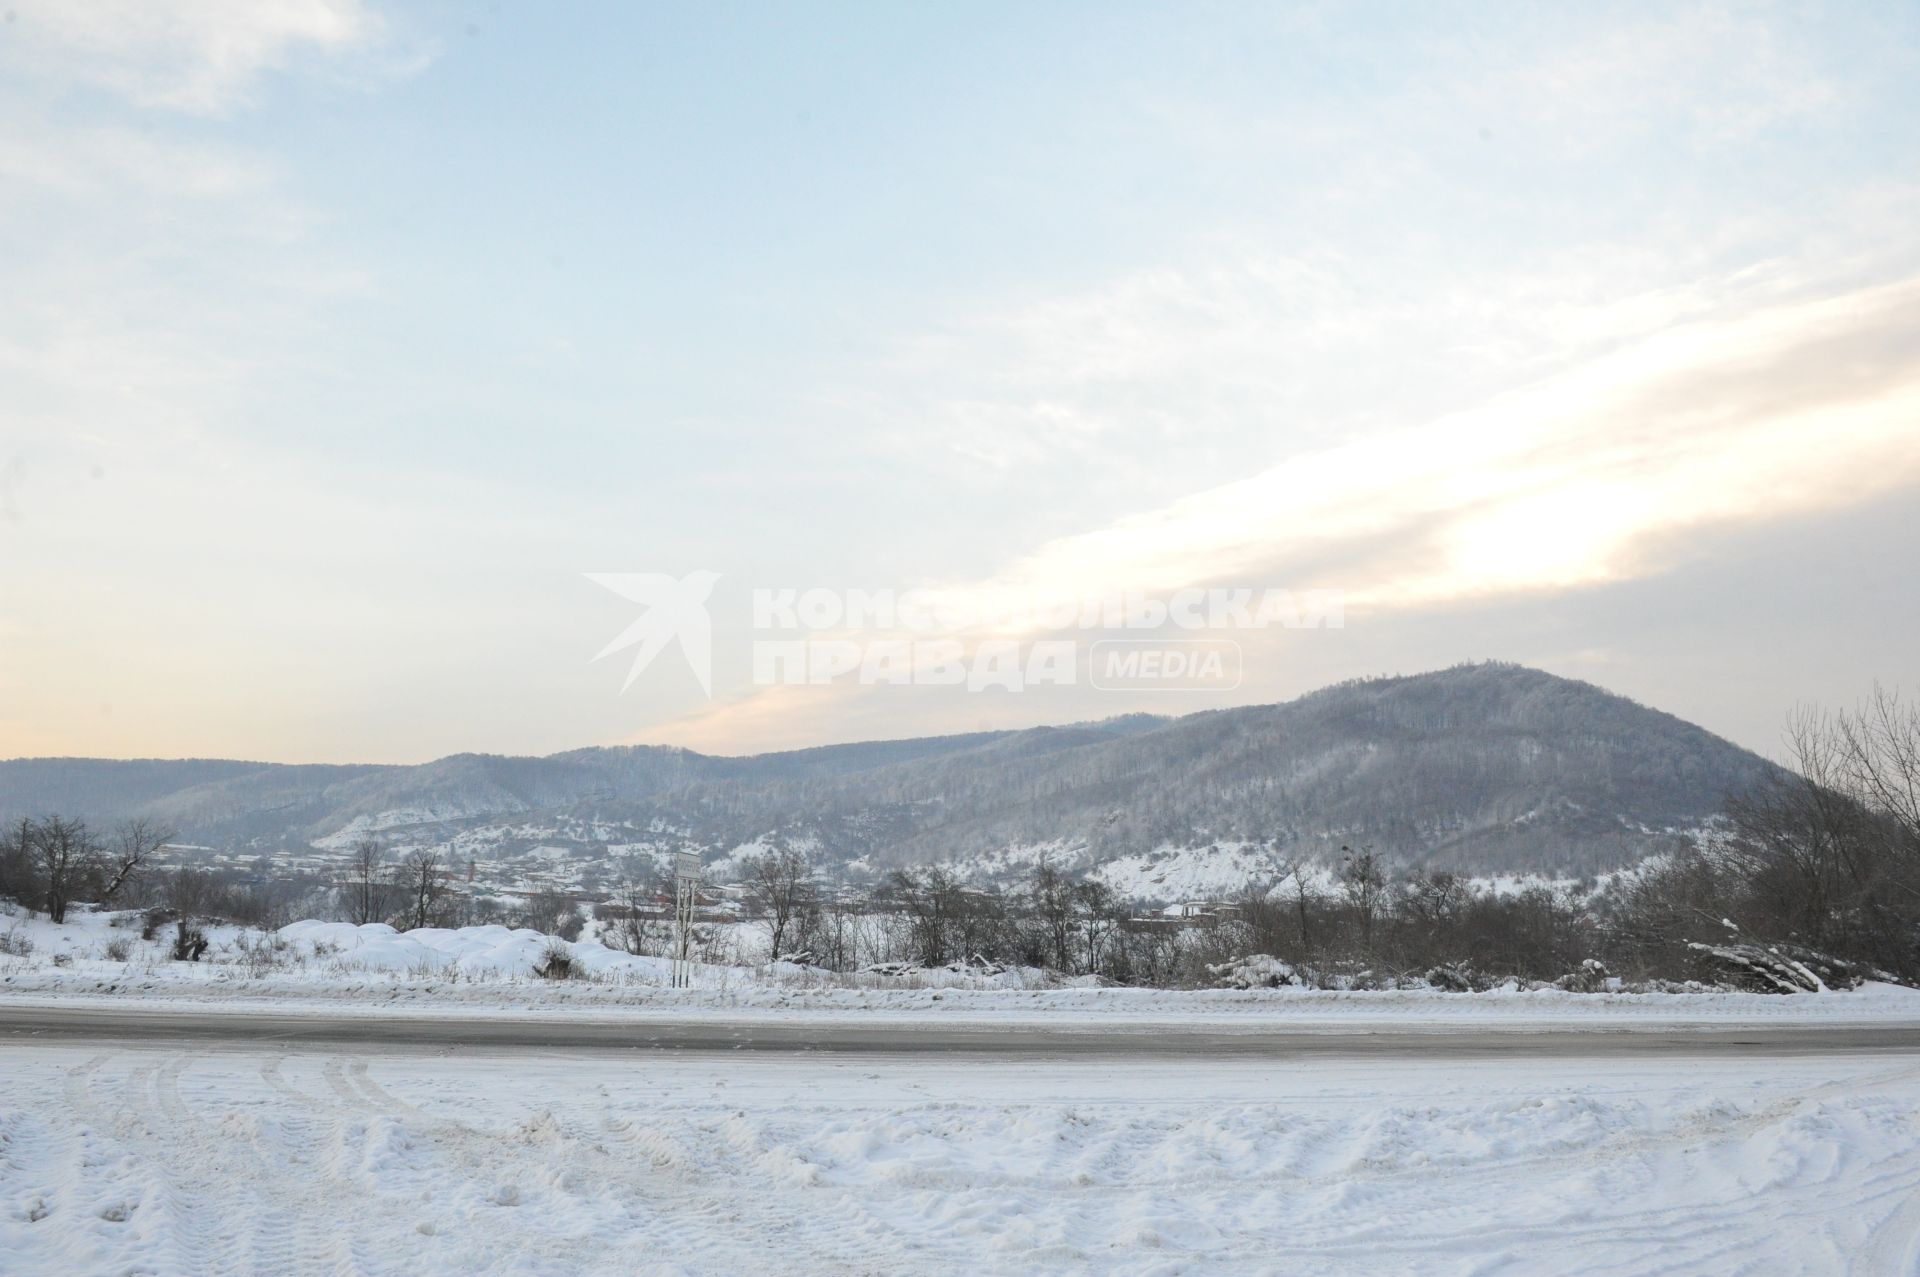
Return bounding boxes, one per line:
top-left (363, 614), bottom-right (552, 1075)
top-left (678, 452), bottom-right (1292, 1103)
top-left (163, 865), bottom-right (220, 918)
top-left (792, 888), bottom-right (858, 971)
top-left (520, 888), bottom-right (585, 940)
top-left (1338, 845), bottom-right (1387, 955)
top-left (883, 868), bottom-right (966, 967)
top-left (1026, 859), bottom-right (1076, 972)
top-left (1073, 880), bottom-right (1124, 975)
top-left (1395, 869), bottom-right (1468, 968)
top-left (0, 816), bottom-right (37, 903)
top-left (742, 849), bottom-right (814, 961)
top-left (604, 876), bottom-right (669, 955)
top-left (1831, 686), bottom-right (1920, 844)
top-left (1237, 857), bottom-right (1310, 959)
top-left (397, 850), bottom-right (447, 931)
top-left (343, 837), bottom-right (392, 926)
top-left (1109, 916), bottom-right (1181, 987)
top-left (33, 816), bottom-right (99, 924)
top-left (101, 818), bottom-right (171, 903)
top-left (1285, 859), bottom-right (1319, 959)
top-left (1686, 689), bottom-right (1920, 977)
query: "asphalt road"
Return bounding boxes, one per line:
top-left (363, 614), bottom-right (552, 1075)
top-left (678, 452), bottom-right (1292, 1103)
top-left (4, 1002), bottom-right (1920, 1057)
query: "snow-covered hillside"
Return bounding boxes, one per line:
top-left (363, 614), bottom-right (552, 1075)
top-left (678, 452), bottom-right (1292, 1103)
top-left (0, 665), bottom-right (1781, 885)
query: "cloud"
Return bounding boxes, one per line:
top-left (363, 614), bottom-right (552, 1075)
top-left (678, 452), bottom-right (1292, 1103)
top-left (663, 273), bottom-right (1920, 751)
top-left (969, 275), bottom-right (1920, 606)
top-left (2, 0), bottom-right (394, 114)
top-left (1467, 4), bottom-right (1848, 148)
top-left (844, 232), bottom-right (1907, 514)
top-left (0, 0), bottom-right (401, 493)
top-left (0, 120), bottom-right (277, 204)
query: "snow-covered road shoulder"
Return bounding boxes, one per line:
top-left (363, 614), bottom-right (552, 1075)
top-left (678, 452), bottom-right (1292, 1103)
top-left (7, 906), bottom-right (1920, 1028)
top-left (5, 1039), bottom-right (1920, 1274)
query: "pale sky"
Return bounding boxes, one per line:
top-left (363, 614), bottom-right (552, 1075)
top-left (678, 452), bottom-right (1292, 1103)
top-left (2, 1), bottom-right (1918, 765)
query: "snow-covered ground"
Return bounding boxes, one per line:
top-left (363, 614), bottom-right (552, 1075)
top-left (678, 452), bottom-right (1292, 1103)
top-left (6, 1040), bottom-right (1920, 1274)
top-left (9, 904), bottom-right (1920, 1025)
top-left (8, 906), bottom-right (1920, 1272)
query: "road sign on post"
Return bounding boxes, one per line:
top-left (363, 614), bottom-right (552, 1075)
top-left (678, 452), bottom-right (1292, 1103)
top-left (671, 853), bottom-right (701, 989)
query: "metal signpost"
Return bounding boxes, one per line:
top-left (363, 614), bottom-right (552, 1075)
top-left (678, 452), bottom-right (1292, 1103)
top-left (671, 852), bottom-right (701, 989)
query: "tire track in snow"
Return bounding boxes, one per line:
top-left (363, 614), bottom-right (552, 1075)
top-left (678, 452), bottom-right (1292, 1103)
top-left (110, 1057), bottom-right (244, 1277)
top-left (151, 1057), bottom-right (321, 1277)
top-left (17, 1043), bottom-right (1920, 1276)
top-left (601, 1066), bottom-right (1920, 1274)
top-left (259, 1055), bottom-right (331, 1112)
top-left (1856, 1119), bottom-right (1920, 1277)
top-left (1205, 1102), bottom-right (1920, 1275)
top-left (58, 1052), bottom-right (433, 1277)
top-left (242, 1055), bottom-right (875, 1274)
top-left (345, 1057), bottom-right (435, 1121)
top-left (322, 1058), bottom-right (383, 1114)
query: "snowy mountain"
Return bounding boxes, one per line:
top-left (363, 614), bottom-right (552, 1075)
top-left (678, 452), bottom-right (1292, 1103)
top-left (0, 665), bottom-right (1780, 886)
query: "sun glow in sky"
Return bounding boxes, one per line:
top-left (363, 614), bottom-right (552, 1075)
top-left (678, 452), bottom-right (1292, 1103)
top-left (2, 1), bottom-right (1918, 763)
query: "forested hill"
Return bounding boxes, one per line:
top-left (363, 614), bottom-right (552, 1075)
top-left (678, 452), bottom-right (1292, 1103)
top-left (0, 665), bottom-right (1780, 879)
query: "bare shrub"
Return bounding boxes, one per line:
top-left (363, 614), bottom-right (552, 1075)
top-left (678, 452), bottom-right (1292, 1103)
top-left (404, 957), bottom-right (451, 982)
top-left (1555, 958), bottom-right (1611, 993)
top-left (518, 889), bottom-right (586, 941)
top-left (103, 937), bottom-right (133, 962)
top-left (234, 932), bottom-right (292, 976)
top-left (534, 940), bottom-right (578, 980)
top-left (0, 928), bottom-right (31, 957)
top-left (1423, 963), bottom-right (1482, 992)
top-left (171, 919), bottom-right (209, 962)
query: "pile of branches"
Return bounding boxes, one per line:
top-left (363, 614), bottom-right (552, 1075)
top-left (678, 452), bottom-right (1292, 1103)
top-left (1207, 954), bottom-right (1309, 989)
top-left (1685, 941), bottom-right (1866, 994)
top-left (859, 953), bottom-right (1012, 980)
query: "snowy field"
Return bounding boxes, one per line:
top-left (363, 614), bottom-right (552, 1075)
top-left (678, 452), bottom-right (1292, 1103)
top-left (5, 1039), bottom-right (1920, 1275)
top-left (9, 906), bottom-right (1920, 1273)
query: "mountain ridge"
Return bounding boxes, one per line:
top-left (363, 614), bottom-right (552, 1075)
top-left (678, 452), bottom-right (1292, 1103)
top-left (0, 664), bottom-right (1779, 883)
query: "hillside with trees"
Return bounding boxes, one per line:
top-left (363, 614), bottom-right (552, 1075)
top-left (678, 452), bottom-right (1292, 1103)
top-left (0, 665), bottom-right (1779, 880)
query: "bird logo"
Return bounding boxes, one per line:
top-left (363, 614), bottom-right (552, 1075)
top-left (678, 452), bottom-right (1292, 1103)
top-left (585, 570), bottom-right (720, 696)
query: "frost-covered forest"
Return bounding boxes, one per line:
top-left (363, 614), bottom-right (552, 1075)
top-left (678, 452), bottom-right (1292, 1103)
top-left (0, 666), bottom-right (1778, 883)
